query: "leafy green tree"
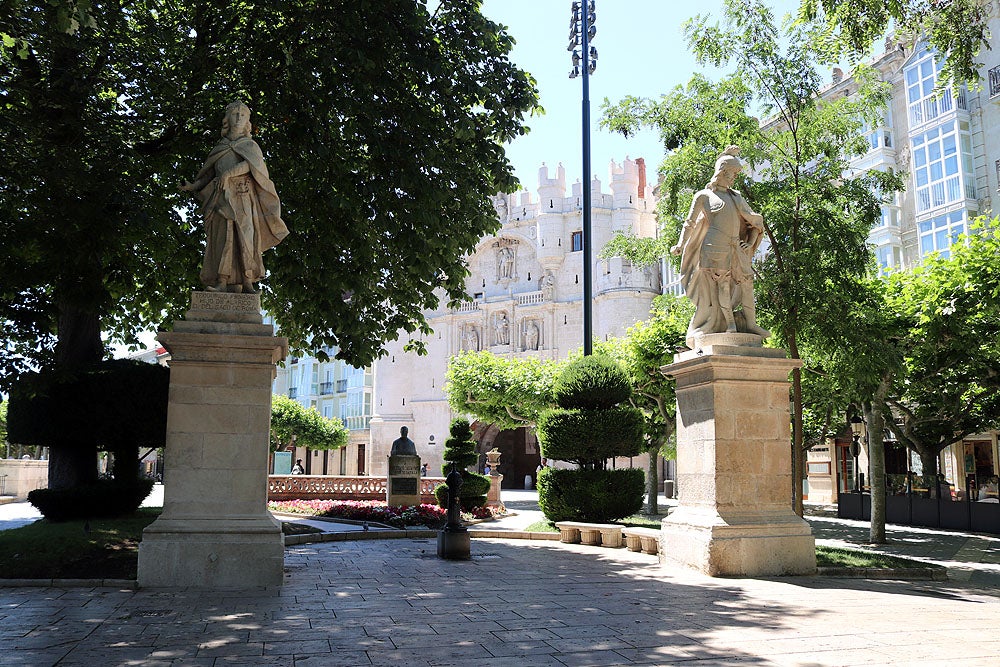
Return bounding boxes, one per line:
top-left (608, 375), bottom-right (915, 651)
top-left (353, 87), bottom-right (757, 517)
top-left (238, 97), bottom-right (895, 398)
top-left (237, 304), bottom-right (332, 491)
top-left (883, 219), bottom-right (1000, 493)
top-left (446, 351), bottom-right (561, 428)
top-left (796, 0), bottom-right (992, 88)
top-left (0, 1), bottom-right (539, 486)
top-left (597, 294), bottom-right (692, 514)
top-left (601, 0), bottom-right (901, 515)
top-left (270, 395), bottom-right (348, 454)
top-left (0, 400), bottom-right (8, 456)
top-left (434, 418), bottom-right (489, 510)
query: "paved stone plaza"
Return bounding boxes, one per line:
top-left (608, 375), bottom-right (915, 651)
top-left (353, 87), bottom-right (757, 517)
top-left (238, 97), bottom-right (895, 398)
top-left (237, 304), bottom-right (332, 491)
top-left (2, 531), bottom-right (999, 666)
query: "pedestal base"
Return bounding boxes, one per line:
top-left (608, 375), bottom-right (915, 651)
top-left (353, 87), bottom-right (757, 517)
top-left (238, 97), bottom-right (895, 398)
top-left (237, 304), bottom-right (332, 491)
top-left (660, 506), bottom-right (815, 576)
top-left (138, 516), bottom-right (284, 588)
top-left (437, 527), bottom-right (471, 560)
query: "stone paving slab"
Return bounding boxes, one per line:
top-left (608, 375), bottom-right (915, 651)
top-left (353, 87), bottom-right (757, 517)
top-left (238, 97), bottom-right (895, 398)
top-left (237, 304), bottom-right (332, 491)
top-left (2, 537), bottom-right (999, 666)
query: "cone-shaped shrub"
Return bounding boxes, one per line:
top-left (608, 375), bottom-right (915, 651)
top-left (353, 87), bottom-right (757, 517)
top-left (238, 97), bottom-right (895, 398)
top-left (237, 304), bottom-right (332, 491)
top-left (434, 418), bottom-right (489, 509)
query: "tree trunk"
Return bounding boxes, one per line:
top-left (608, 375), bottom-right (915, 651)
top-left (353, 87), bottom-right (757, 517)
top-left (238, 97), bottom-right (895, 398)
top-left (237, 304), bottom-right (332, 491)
top-left (112, 444), bottom-right (141, 482)
top-left (47, 298), bottom-right (104, 489)
top-left (919, 447), bottom-right (940, 498)
top-left (865, 397), bottom-right (888, 544)
top-left (788, 331), bottom-right (805, 517)
top-left (646, 450), bottom-right (659, 515)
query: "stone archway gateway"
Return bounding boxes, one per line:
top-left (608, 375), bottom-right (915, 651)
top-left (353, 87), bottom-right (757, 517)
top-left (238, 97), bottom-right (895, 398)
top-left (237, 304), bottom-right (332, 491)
top-left (473, 424), bottom-right (542, 489)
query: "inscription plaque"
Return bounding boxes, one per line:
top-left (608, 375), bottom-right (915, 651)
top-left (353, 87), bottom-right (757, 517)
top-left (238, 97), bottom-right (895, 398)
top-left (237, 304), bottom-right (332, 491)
top-left (391, 477), bottom-right (419, 495)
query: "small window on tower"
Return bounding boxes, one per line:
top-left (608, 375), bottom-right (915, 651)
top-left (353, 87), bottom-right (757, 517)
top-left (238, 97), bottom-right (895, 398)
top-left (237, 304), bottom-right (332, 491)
top-left (571, 231), bottom-right (583, 252)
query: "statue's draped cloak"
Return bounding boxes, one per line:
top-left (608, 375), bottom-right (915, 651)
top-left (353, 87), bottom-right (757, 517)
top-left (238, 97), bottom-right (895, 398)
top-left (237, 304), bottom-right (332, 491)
top-left (193, 136), bottom-right (289, 286)
top-left (678, 186), bottom-right (763, 342)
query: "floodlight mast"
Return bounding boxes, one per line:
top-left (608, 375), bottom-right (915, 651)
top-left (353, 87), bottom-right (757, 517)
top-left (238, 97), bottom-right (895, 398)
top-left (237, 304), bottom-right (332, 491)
top-left (568, 0), bottom-right (597, 355)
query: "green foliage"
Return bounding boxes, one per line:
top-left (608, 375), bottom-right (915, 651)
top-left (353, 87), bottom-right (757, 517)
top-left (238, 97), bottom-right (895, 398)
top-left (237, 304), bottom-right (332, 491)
top-left (536, 468), bottom-right (645, 523)
top-left (0, 0), bottom-right (541, 390)
top-left (0, 400), bottom-right (7, 449)
top-left (270, 395), bottom-right (348, 453)
top-left (552, 355), bottom-right (632, 410)
top-left (27, 478), bottom-right (154, 522)
top-left (437, 418), bottom-right (489, 509)
top-left (446, 351), bottom-right (561, 428)
top-left (536, 406), bottom-right (644, 465)
top-left (796, 0), bottom-right (991, 90)
top-left (882, 218), bottom-right (1000, 473)
top-left (596, 294), bottom-right (693, 460)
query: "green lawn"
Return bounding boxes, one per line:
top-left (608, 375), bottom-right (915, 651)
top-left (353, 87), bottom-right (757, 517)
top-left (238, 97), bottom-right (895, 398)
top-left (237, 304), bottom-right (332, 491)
top-left (0, 509), bottom-right (321, 580)
top-left (0, 508), bottom-right (161, 580)
top-left (815, 545), bottom-right (943, 570)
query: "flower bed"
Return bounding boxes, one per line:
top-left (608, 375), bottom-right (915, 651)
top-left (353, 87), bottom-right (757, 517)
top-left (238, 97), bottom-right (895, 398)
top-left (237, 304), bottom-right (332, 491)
top-left (268, 499), bottom-right (502, 528)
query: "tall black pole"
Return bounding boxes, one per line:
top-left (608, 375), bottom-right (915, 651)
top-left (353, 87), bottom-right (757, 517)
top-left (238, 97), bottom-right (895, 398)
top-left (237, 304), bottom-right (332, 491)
top-left (580, 3), bottom-right (594, 355)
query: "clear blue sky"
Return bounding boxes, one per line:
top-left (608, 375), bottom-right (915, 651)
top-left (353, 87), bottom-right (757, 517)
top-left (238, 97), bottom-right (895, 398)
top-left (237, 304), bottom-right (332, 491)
top-left (481, 0), bottom-right (801, 193)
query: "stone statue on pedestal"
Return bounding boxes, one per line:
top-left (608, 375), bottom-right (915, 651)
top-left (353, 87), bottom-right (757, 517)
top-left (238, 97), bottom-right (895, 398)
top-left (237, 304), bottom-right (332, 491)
top-left (180, 101), bottom-right (289, 294)
top-left (671, 146), bottom-right (769, 347)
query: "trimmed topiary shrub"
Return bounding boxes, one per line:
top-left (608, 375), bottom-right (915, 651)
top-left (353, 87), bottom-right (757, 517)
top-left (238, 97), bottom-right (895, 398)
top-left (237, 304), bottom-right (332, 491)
top-left (536, 405), bottom-right (644, 464)
top-left (433, 418), bottom-right (490, 510)
top-left (536, 354), bottom-right (646, 523)
top-left (552, 354), bottom-right (631, 410)
top-left (27, 478), bottom-right (154, 522)
top-left (537, 467), bottom-right (644, 523)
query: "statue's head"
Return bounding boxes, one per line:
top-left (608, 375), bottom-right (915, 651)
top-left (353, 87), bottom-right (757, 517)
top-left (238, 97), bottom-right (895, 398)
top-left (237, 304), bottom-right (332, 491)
top-left (400, 426), bottom-right (408, 437)
top-left (222, 101), bottom-right (252, 139)
top-left (709, 145), bottom-right (743, 189)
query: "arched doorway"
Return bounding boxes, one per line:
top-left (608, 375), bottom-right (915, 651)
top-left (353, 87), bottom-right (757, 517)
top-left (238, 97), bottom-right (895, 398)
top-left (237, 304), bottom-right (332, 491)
top-left (473, 423), bottom-right (542, 489)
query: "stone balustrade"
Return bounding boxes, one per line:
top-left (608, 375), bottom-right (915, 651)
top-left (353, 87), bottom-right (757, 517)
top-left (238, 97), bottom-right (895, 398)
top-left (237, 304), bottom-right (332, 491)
top-left (268, 475), bottom-right (443, 504)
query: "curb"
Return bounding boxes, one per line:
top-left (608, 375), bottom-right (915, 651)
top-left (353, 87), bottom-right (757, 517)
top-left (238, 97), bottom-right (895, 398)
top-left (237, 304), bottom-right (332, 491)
top-left (817, 566), bottom-right (948, 580)
top-left (284, 529), bottom-right (561, 546)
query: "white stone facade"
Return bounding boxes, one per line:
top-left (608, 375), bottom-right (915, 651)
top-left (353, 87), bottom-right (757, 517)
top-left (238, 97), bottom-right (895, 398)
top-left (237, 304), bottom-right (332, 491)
top-left (368, 157), bottom-right (661, 476)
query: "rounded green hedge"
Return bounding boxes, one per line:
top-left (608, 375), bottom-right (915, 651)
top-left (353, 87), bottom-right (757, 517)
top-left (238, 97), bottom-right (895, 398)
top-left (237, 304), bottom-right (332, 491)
top-left (536, 467), bottom-right (644, 523)
top-left (536, 404), bottom-right (645, 464)
top-left (553, 355), bottom-right (631, 410)
top-left (27, 478), bottom-right (155, 522)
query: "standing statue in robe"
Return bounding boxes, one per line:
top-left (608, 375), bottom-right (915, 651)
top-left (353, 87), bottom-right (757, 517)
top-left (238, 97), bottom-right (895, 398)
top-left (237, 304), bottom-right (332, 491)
top-left (180, 101), bottom-right (289, 293)
top-left (671, 146), bottom-right (769, 347)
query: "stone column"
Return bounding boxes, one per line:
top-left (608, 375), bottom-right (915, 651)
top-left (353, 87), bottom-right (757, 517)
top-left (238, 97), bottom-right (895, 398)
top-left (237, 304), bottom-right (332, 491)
top-left (138, 292), bottom-right (287, 588)
top-left (660, 340), bottom-right (815, 576)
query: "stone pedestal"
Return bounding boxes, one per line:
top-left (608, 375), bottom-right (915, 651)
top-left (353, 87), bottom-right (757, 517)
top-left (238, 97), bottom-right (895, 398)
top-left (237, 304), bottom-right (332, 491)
top-left (387, 455), bottom-right (421, 507)
top-left (138, 292), bottom-right (287, 588)
top-left (660, 341), bottom-right (815, 576)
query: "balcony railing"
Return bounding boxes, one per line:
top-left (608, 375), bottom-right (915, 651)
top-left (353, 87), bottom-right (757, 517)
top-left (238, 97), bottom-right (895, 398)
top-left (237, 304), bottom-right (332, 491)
top-left (453, 300), bottom-right (482, 313)
top-left (517, 290), bottom-right (545, 306)
top-left (288, 387), bottom-right (298, 399)
top-left (319, 382), bottom-right (334, 395)
top-left (335, 379), bottom-right (348, 393)
top-left (989, 65), bottom-right (1000, 99)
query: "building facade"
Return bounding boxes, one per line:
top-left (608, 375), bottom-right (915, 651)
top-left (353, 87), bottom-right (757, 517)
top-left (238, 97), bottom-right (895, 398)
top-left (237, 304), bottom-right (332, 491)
top-left (366, 157), bottom-right (661, 483)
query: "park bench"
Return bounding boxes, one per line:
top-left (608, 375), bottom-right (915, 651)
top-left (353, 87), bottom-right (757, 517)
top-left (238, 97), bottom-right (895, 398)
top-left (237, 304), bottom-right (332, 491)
top-left (554, 521), bottom-right (623, 548)
top-left (622, 527), bottom-right (660, 555)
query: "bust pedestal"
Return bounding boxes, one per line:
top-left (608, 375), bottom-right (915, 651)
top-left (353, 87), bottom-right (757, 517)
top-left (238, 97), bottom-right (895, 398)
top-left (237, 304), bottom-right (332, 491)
top-left (137, 292), bottom-right (287, 588)
top-left (660, 340), bottom-right (815, 576)
top-left (386, 454), bottom-right (421, 507)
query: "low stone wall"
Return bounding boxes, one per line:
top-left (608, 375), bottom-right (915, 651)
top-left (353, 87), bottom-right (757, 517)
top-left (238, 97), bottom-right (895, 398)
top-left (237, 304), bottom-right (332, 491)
top-left (0, 460), bottom-right (48, 499)
top-left (268, 475), bottom-right (444, 504)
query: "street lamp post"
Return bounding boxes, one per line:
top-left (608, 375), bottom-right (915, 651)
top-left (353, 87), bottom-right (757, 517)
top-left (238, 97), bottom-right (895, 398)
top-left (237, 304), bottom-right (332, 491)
top-left (569, 1), bottom-right (598, 355)
top-left (849, 415), bottom-right (865, 493)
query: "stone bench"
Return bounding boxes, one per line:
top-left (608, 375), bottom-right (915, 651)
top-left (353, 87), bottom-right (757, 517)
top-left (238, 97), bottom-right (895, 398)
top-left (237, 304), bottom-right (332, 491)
top-left (622, 527), bottom-right (660, 555)
top-left (554, 522), bottom-right (623, 548)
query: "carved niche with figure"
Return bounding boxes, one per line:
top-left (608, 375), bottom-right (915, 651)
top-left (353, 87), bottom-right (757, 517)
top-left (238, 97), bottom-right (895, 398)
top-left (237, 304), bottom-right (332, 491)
top-left (493, 237), bottom-right (518, 283)
top-left (493, 311), bottom-right (510, 346)
top-left (522, 318), bottom-right (541, 351)
top-left (460, 324), bottom-right (481, 352)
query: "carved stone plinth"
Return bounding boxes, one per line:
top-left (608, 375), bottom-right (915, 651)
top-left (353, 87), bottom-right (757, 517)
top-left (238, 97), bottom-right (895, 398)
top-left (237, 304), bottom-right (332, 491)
top-left (138, 292), bottom-right (287, 589)
top-left (386, 454), bottom-right (421, 507)
top-left (659, 346), bottom-right (815, 577)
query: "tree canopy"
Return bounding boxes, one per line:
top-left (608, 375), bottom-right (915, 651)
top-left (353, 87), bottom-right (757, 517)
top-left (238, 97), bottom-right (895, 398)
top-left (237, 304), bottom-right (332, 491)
top-left (270, 394), bottom-right (348, 453)
top-left (0, 0), bottom-right (541, 389)
top-left (445, 351), bottom-right (561, 429)
top-left (797, 0), bottom-right (993, 89)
